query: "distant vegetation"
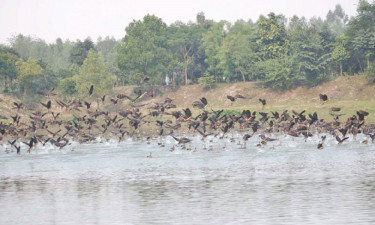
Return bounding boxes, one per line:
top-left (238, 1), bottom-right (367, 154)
top-left (0, 0), bottom-right (374, 103)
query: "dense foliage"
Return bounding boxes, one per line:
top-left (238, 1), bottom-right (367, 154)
top-left (0, 0), bottom-right (374, 99)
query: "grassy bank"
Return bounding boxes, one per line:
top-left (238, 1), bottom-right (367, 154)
top-left (0, 75), bottom-right (374, 124)
top-left (143, 75), bottom-right (375, 122)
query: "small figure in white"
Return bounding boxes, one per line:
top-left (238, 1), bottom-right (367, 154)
top-left (165, 75), bottom-right (170, 86)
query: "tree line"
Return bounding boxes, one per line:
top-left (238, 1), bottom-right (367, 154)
top-left (0, 0), bottom-right (374, 102)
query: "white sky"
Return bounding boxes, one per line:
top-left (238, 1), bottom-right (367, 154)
top-left (0, 0), bottom-right (359, 44)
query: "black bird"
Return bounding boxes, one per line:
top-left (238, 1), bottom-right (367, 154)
top-left (235, 94), bottom-right (246, 99)
top-left (13, 102), bottom-right (23, 111)
top-left (47, 129), bottom-right (61, 138)
top-left (308, 112), bottom-right (318, 125)
top-left (192, 101), bottom-right (205, 109)
top-left (200, 97), bottom-right (208, 106)
top-left (242, 110), bottom-right (251, 120)
top-left (243, 134), bottom-right (252, 141)
top-left (11, 115), bottom-right (21, 125)
top-left (8, 139), bottom-right (17, 147)
top-left (172, 136), bottom-right (191, 144)
top-left (53, 139), bottom-right (70, 149)
top-left (336, 136), bottom-right (349, 144)
top-left (84, 101), bottom-right (91, 109)
top-left (331, 107), bottom-right (341, 112)
top-left (116, 94), bottom-right (128, 100)
top-left (110, 98), bottom-right (119, 104)
top-left (259, 99), bottom-right (266, 109)
top-left (321, 135), bottom-right (327, 142)
top-left (41, 100), bottom-right (52, 111)
top-left (14, 145), bottom-right (21, 154)
top-left (319, 94), bottom-right (328, 102)
top-left (37, 88), bottom-right (56, 98)
top-left (227, 95), bottom-right (236, 102)
top-left (141, 76), bottom-right (150, 83)
top-left (259, 134), bottom-right (277, 143)
top-left (118, 93), bottom-right (146, 102)
top-left (51, 112), bottom-right (60, 121)
top-left (88, 85), bottom-right (94, 97)
top-left (271, 111), bottom-right (280, 120)
top-left (252, 122), bottom-right (259, 134)
top-left (357, 110), bottom-right (369, 121)
top-left (38, 138), bottom-right (51, 146)
top-left (197, 129), bottom-right (213, 140)
top-left (23, 138), bottom-right (35, 153)
top-left (156, 120), bottom-right (164, 127)
top-left (183, 108), bottom-right (192, 119)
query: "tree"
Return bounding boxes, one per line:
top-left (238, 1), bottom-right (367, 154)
top-left (218, 20), bottom-right (257, 82)
top-left (116, 15), bottom-right (170, 85)
top-left (96, 36), bottom-right (118, 64)
top-left (347, 0), bottom-right (375, 71)
top-left (326, 4), bottom-right (348, 36)
top-left (331, 35), bottom-right (350, 76)
top-left (257, 55), bottom-right (298, 90)
top-left (0, 46), bottom-right (18, 91)
top-left (168, 22), bottom-right (202, 85)
top-left (256, 13), bottom-right (288, 59)
top-left (10, 34), bottom-right (33, 60)
top-left (75, 50), bottom-right (115, 101)
top-left (69, 38), bottom-right (95, 66)
top-left (351, 30), bottom-right (375, 69)
top-left (255, 13), bottom-right (293, 89)
top-left (59, 77), bottom-right (77, 96)
top-left (10, 34), bottom-right (50, 63)
top-left (201, 21), bottom-right (229, 82)
top-left (16, 57), bottom-right (42, 95)
top-left (287, 16), bottom-right (330, 85)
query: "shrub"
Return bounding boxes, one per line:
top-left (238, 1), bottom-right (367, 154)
top-left (365, 61), bottom-right (375, 82)
top-left (198, 74), bottom-right (216, 89)
top-left (59, 77), bottom-right (77, 96)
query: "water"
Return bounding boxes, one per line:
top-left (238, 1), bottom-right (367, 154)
top-left (1, 134), bottom-right (375, 224)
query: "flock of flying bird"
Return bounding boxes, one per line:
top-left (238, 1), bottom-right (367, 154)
top-left (0, 81), bottom-right (374, 155)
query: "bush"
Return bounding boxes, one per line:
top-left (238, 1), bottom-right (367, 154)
top-left (365, 61), bottom-right (375, 82)
top-left (59, 77), bottom-right (77, 96)
top-left (220, 109), bottom-right (242, 117)
top-left (210, 109), bottom-right (241, 119)
top-left (198, 74), bottom-right (216, 89)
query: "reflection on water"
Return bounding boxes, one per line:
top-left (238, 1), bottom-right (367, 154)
top-left (1, 135), bottom-right (375, 224)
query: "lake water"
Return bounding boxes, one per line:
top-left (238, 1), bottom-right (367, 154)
top-left (1, 134), bottom-right (375, 224)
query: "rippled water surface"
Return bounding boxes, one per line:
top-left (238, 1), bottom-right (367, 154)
top-left (1, 135), bottom-right (375, 224)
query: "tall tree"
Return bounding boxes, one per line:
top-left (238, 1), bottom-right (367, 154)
top-left (116, 15), bottom-right (170, 85)
top-left (256, 13), bottom-right (288, 59)
top-left (258, 55), bottom-right (297, 90)
top-left (75, 50), bottom-right (115, 100)
top-left (168, 22), bottom-right (202, 85)
top-left (254, 13), bottom-right (294, 89)
top-left (218, 20), bottom-right (257, 82)
top-left (287, 16), bottom-right (330, 85)
top-left (331, 35), bottom-right (350, 76)
top-left (0, 45), bottom-right (18, 91)
top-left (347, 0), bottom-right (375, 70)
top-left (326, 4), bottom-right (348, 36)
top-left (69, 38), bottom-right (95, 66)
top-left (201, 21), bottom-right (229, 82)
top-left (16, 57), bottom-right (42, 95)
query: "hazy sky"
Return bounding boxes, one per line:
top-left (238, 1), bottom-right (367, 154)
top-left (0, 0), bottom-right (359, 44)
